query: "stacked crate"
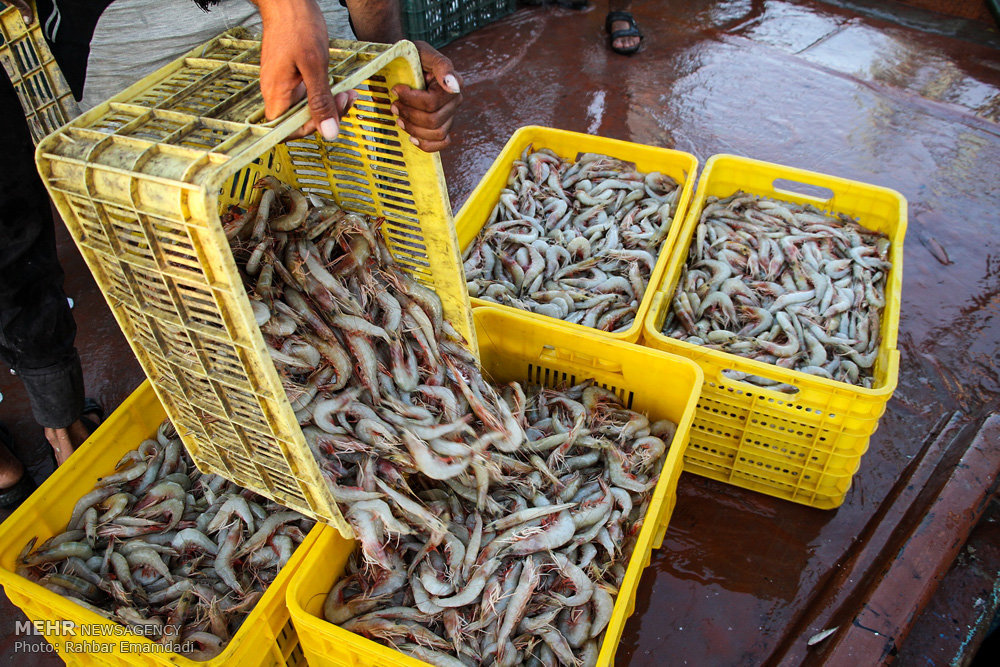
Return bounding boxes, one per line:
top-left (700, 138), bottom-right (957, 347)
top-left (401, 0), bottom-right (518, 48)
top-left (642, 155), bottom-right (905, 509)
top-left (0, 1), bottom-right (79, 143)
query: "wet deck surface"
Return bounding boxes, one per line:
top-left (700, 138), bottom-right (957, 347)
top-left (439, 2), bottom-right (1000, 663)
top-left (1, 0), bottom-right (999, 664)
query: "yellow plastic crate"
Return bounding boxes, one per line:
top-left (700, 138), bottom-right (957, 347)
top-left (0, 1), bottom-right (79, 144)
top-left (0, 380), bottom-right (319, 666)
top-left (454, 125), bottom-right (699, 343)
top-left (287, 306), bottom-right (703, 667)
top-left (642, 154), bottom-right (906, 509)
top-left (34, 31), bottom-right (474, 534)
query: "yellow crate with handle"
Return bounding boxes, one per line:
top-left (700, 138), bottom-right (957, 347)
top-left (454, 125), bottom-right (699, 343)
top-left (286, 306), bottom-right (704, 667)
top-left (642, 154), bottom-right (906, 509)
top-left (0, 0), bottom-right (79, 144)
top-left (34, 30), bottom-right (474, 535)
top-left (0, 380), bottom-right (319, 666)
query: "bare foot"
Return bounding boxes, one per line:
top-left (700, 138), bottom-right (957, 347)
top-left (45, 419), bottom-right (90, 466)
top-left (612, 19), bottom-right (641, 52)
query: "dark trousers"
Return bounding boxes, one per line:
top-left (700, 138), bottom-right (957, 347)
top-left (0, 73), bottom-right (84, 432)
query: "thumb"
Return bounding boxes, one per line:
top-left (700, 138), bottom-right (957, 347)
top-left (14, 0), bottom-right (34, 23)
top-left (416, 42), bottom-right (462, 94)
top-left (302, 66), bottom-right (340, 141)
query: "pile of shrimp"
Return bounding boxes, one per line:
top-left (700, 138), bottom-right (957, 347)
top-left (661, 192), bottom-right (891, 390)
top-left (16, 421), bottom-right (314, 660)
top-left (463, 147), bottom-right (682, 332)
top-left (225, 177), bottom-right (680, 666)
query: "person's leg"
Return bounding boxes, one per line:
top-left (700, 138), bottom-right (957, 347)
top-left (0, 423), bottom-right (33, 509)
top-left (45, 419), bottom-right (92, 465)
top-left (607, 1), bottom-right (642, 54)
top-left (0, 441), bottom-right (25, 489)
top-left (0, 67), bottom-right (91, 474)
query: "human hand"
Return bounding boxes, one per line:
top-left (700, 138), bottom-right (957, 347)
top-left (391, 40), bottom-right (462, 153)
top-left (259, 0), bottom-right (354, 140)
top-left (1, 0), bottom-right (34, 24)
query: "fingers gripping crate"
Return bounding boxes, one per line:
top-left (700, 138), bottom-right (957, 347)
top-left (454, 125), bottom-right (699, 343)
top-left (642, 154), bottom-right (906, 509)
top-left (0, 1), bottom-right (79, 144)
top-left (34, 32), bottom-right (474, 535)
top-left (0, 380), bottom-right (319, 666)
top-left (286, 307), bottom-right (703, 667)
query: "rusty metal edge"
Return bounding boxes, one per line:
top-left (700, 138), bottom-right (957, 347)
top-left (768, 412), bottom-right (1000, 665)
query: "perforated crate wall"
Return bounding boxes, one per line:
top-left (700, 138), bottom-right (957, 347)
top-left (683, 376), bottom-right (862, 508)
top-left (0, 2), bottom-right (79, 144)
top-left (642, 153), bottom-right (906, 509)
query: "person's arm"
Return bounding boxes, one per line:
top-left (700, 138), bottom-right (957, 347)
top-left (339, 0), bottom-right (403, 42)
top-left (344, 0), bottom-right (463, 152)
top-left (255, 0), bottom-right (347, 140)
top-left (254, 0), bottom-right (461, 151)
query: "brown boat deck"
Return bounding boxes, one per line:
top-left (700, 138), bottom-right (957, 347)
top-left (1, 0), bottom-right (998, 664)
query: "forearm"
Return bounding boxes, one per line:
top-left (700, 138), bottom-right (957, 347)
top-left (343, 0), bottom-right (403, 43)
top-left (251, 0), bottom-right (401, 44)
top-left (252, 0), bottom-right (316, 25)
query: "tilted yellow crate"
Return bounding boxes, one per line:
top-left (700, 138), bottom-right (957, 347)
top-left (34, 30), bottom-right (474, 535)
top-left (0, 0), bottom-right (79, 143)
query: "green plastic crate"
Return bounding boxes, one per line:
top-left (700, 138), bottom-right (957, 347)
top-left (401, 0), bottom-right (516, 48)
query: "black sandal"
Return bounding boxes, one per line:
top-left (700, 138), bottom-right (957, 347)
top-left (606, 11), bottom-right (644, 55)
top-left (0, 424), bottom-right (36, 511)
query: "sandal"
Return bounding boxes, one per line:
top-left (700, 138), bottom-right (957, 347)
top-left (606, 11), bottom-right (644, 55)
top-left (0, 424), bottom-right (36, 511)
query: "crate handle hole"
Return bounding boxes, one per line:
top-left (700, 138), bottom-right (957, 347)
top-left (538, 346), bottom-right (624, 377)
top-left (771, 178), bottom-right (834, 204)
